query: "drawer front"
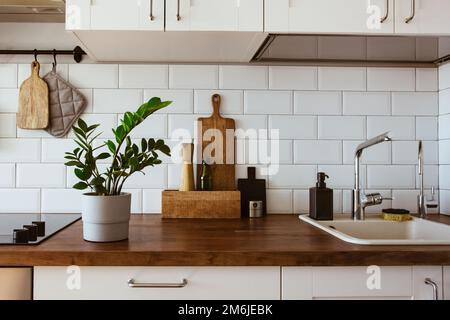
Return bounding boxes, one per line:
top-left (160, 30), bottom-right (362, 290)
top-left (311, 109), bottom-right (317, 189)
top-left (282, 266), bottom-right (413, 300)
top-left (34, 266), bottom-right (280, 300)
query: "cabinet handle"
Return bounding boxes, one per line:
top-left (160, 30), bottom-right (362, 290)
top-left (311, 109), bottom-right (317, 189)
top-left (405, 0), bottom-right (416, 23)
top-left (128, 278), bottom-right (188, 288)
top-left (176, 0), bottom-right (181, 21)
top-left (424, 278), bottom-right (439, 300)
top-left (149, 0), bottom-right (154, 20)
top-left (380, 0), bottom-right (389, 23)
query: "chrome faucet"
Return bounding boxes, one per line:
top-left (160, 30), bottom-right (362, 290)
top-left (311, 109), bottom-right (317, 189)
top-left (418, 141), bottom-right (426, 218)
top-left (352, 132), bottom-right (392, 220)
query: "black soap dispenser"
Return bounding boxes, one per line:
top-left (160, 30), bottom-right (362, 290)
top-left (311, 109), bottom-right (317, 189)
top-left (309, 172), bottom-right (333, 220)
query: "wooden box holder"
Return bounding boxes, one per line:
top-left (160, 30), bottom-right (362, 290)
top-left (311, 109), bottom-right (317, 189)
top-left (162, 190), bottom-right (241, 219)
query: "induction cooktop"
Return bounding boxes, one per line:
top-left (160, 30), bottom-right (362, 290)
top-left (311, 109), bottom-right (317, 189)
top-left (0, 213), bottom-right (80, 245)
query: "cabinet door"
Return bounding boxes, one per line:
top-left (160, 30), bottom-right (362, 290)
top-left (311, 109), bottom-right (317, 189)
top-left (412, 266), bottom-right (443, 300)
top-left (265, 0), bottom-right (394, 34)
top-left (282, 266), bottom-right (413, 300)
top-left (66, 0), bottom-right (91, 30)
top-left (34, 266), bottom-right (280, 300)
top-left (444, 266), bottom-right (450, 300)
top-left (395, 0), bottom-right (450, 35)
top-left (166, 0), bottom-right (263, 31)
top-left (0, 268), bottom-right (32, 300)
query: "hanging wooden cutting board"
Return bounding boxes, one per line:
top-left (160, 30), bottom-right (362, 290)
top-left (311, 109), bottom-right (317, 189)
top-left (17, 61), bottom-right (49, 129)
top-left (197, 94), bottom-right (235, 191)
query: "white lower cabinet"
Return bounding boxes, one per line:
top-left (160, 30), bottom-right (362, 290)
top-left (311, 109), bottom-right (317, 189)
top-left (33, 266), bottom-right (280, 300)
top-left (282, 266), bottom-right (443, 300)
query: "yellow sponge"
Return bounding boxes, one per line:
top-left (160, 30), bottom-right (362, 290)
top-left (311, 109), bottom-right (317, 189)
top-left (382, 213), bottom-right (412, 222)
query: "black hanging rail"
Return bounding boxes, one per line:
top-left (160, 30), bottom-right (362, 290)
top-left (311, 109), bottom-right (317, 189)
top-left (0, 46), bottom-right (86, 63)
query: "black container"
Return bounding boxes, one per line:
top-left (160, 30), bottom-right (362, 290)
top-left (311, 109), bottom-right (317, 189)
top-left (32, 221), bottom-right (45, 237)
top-left (309, 172), bottom-right (333, 220)
top-left (13, 229), bottom-right (29, 244)
top-left (23, 225), bottom-right (38, 241)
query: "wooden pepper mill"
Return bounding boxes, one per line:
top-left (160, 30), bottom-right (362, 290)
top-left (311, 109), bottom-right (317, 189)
top-left (179, 142), bottom-right (195, 191)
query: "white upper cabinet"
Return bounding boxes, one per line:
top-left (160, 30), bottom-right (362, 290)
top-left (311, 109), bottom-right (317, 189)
top-left (265, 0), bottom-right (394, 34)
top-left (66, 0), bottom-right (165, 30)
top-left (395, 0), bottom-right (450, 35)
top-left (166, 0), bottom-right (263, 31)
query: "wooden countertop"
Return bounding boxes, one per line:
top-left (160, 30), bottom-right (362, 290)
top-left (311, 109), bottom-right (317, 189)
top-left (1, 214), bottom-right (450, 266)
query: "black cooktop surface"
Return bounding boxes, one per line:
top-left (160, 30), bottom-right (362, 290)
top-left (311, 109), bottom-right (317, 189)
top-left (0, 213), bottom-right (80, 245)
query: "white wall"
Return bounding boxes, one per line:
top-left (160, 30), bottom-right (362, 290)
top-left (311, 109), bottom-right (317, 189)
top-left (439, 63), bottom-right (450, 215)
top-left (0, 62), bottom-right (439, 214)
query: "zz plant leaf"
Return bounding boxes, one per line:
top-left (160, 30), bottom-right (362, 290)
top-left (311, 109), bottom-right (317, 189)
top-left (65, 97), bottom-right (172, 196)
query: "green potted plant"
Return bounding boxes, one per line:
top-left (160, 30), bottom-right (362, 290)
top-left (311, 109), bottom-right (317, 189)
top-left (65, 97), bottom-right (171, 242)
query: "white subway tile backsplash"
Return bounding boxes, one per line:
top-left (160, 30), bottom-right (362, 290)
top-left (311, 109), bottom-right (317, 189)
top-left (392, 141), bottom-right (418, 164)
top-left (423, 141), bottom-right (439, 165)
top-left (416, 117), bottom-right (438, 140)
top-left (317, 165), bottom-right (362, 189)
top-left (367, 68), bottom-right (415, 91)
top-left (269, 116), bottom-right (316, 139)
top-left (41, 189), bottom-right (81, 213)
top-left (343, 92), bottom-right (390, 115)
top-left (194, 90), bottom-right (243, 114)
top-left (392, 190), bottom-right (420, 213)
top-left (142, 189), bottom-right (163, 213)
top-left (267, 189), bottom-right (292, 214)
top-left (439, 63), bottom-right (450, 90)
top-left (168, 163), bottom-right (182, 189)
top-left (17, 164), bottom-right (65, 188)
top-left (440, 140), bottom-right (450, 164)
top-left (294, 140), bottom-right (342, 164)
top-left (234, 115), bottom-right (268, 137)
top-left (367, 165), bottom-right (416, 189)
top-left (343, 140), bottom-right (391, 165)
top-left (169, 65), bottom-right (218, 89)
top-left (18, 64), bottom-right (68, 84)
top-left (0, 189), bottom-right (40, 213)
top-left (125, 165), bottom-right (167, 189)
top-left (440, 166), bottom-right (450, 190)
top-left (41, 139), bottom-right (77, 163)
top-left (439, 114), bottom-right (450, 140)
top-left (244, 90), bottom-right (292, 114)
top-left (93, 89), bottom-right (142, 113)
top-left (268, 165), bottom-right (316, 189)
top-left (367, 116), bottom-right (415, 140)
top-left (294, 91), bottom-right (342, 115)
top-left (268, 66), bottom-right (317, 90)
top-left (440, 190), bottom-right (450, 215)
top-left (318, 67), bottom-right (366, 91)
top-left (0, 164), bottom-right (15, 188)
top-left (440, 89), bottom-right (450, 115)
top-left (0, 89), bottom-right (19, 112)
top-left (416, 68), bottom-right (438, 92)
top-left (78, 89), bottom-right (93, 113)
top-left (68, 64), bottom-right (118, 88)
top-left (68, 114), bottom-right (117, 139)
top-left (0, 114), bottom-right (16, 137)
top-left (0, 139), bottom-right (40, 163)
top-left (392, 92), bottom-right (438, 116)
top-left (127, 114), bottom-right (167, 138)
top-left (144, 89), bottom-right (193, 114)
top-left (17, 127), bottom-right (52, 138)
top-left (219, 66), bottom-right (268, 89)
top-left (119, 64), bottom-right (168, 88)
top-left (236, 139), bottom-right (291, 165)
top-left (318, 116), bottom-right (365, 140)
top-left (168, 114), bottom-right (202, 138)
top-left (0, 64), bottom-right (17, 88)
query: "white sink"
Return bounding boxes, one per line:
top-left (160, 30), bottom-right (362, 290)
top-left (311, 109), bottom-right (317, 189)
top-left (299, 214), bottom-right (450, 245)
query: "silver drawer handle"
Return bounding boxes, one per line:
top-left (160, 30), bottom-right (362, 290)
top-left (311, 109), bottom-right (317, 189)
top-left (424, 278), bottom-right (439, 300)
top-left (380, 0), bottom-right (389, 23)
top-left (176, 0), bottom-right (181, 21)
top-left (128, 278), bottom-right (188, 288)
top-left (405, 0), bottom-right (415, 23)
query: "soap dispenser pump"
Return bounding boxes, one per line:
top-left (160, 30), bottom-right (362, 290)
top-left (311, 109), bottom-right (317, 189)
top-left (309, 172), bottom-right (333, 220)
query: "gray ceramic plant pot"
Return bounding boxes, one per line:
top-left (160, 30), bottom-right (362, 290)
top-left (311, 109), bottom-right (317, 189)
top-left (81, 193), bottom-right (131, 242)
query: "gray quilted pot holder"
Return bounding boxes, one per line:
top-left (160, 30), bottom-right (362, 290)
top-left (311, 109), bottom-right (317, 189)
top-left (43, 69), bottom-right (86, 138)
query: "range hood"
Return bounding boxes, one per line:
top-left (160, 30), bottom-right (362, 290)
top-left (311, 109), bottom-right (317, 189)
top-left (0, 0), bottom-right (65, 22)
top-left (252, 34), bottom-right (450, 67)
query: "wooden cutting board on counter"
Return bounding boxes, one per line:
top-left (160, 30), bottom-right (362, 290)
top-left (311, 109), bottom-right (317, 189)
top-left (197, 94), bottom-right (235, 190)
top-left (17, 61), bottom-right (49, 129)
